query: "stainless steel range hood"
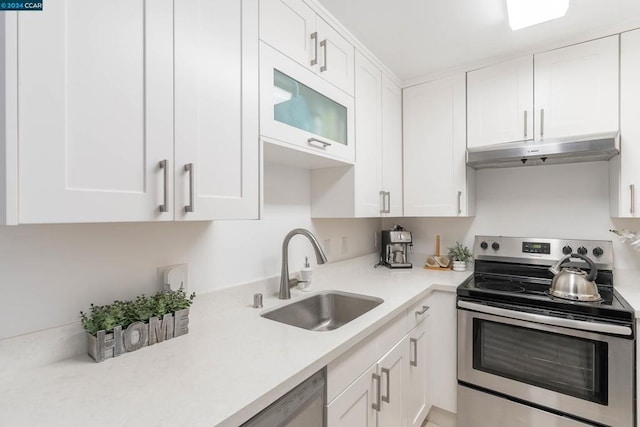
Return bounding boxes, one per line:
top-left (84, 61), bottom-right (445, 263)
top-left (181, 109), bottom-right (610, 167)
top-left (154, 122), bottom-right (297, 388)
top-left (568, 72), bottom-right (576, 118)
top-left (466, 132), bottom-right (620, 169)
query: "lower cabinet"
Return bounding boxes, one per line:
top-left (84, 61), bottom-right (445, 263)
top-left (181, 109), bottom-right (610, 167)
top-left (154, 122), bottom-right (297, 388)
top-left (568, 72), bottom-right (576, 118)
top-left (326, 294), bottom-right (433, 427)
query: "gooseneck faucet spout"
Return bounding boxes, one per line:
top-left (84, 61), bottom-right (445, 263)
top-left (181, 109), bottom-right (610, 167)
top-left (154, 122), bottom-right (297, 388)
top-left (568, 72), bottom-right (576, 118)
top-left (280, 228), bottom-right (328, 299)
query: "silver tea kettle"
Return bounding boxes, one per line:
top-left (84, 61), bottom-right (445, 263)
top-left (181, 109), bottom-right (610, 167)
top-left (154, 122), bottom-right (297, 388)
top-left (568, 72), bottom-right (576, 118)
top-left (548, 253), bottom-right (601, 301)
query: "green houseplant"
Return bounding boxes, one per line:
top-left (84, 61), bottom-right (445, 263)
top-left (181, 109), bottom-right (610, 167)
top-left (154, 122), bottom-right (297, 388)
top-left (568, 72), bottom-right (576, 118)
top-left (448, 241), bottom-right (472, 271)
top-left (81, 289), bottom-right (195, 362)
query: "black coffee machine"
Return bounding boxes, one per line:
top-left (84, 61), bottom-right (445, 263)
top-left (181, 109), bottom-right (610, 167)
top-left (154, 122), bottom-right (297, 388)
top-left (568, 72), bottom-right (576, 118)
top-left (380, 225), bottom-right (413, 268)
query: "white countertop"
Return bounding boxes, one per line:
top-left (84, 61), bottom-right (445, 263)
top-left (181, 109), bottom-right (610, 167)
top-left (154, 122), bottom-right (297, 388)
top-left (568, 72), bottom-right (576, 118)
top-left (0, 254), bottom-right (472, 427)
top-left (614, 268), bottom-right (640, 317)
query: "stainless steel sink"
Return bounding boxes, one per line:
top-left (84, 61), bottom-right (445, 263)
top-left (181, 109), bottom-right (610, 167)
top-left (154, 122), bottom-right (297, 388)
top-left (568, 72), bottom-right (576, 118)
top-left (261, 291), bottom-right (384, 331)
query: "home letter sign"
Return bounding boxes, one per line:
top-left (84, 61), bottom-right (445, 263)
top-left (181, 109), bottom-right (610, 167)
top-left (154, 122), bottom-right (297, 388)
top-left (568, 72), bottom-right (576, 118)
top-left (87, 309), bottom-right (190, 362)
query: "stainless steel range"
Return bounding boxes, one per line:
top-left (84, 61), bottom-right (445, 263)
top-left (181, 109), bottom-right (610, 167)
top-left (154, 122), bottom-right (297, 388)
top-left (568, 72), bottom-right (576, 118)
top-left (457, 236), bottom-right (635, 427)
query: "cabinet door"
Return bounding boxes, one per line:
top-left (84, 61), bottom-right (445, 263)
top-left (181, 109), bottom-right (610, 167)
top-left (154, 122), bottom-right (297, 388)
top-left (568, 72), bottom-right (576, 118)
top-left (429, 292), bottom-right (457, 413)
top-left (613, 29), bottom-right (640, 217)
top-left (381, 74), bottom-right (403, 217)
top-left (534, 35), bottom-right (619, 140)
top-left (327, 364), bottom-right (377, 427)
top-left (174, 0), bottom-right (259, 220)
top-left (407, 320), bottom-right (430, 427)
top-left (259, 0), bottom-right (316, 70)
top-left (467, 56), bottom-right (533, 148)
top-left (378, 337), bottom-right (409, 427)
top-left (403, 74), bottom-right (468, 217)
top-left (354, 52), bottom-right (383, 217)
top-left (17, 0), bottom-right (173, 223)
top-left (317, 18), bottom-right (355, 95)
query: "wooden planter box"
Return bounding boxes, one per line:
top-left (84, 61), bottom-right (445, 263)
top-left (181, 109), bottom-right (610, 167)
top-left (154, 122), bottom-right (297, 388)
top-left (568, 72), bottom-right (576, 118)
top-left (87, 309), bottom-right (190, 362)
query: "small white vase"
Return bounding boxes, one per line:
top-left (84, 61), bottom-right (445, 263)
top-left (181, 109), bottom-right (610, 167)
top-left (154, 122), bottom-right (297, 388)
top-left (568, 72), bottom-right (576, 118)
top-left (452, 260), bottom-right (466, 272)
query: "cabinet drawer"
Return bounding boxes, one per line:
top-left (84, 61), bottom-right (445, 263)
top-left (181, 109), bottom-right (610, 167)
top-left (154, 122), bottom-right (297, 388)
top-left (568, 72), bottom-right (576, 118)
top-left (327, 312), bottom-right (407, 403)
top-left (407, 294), bottom-right (432, 330)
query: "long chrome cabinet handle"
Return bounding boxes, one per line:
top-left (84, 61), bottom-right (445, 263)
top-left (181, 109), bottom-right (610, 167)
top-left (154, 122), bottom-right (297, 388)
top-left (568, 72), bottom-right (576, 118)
top-left (381, 368), bottom-right (391, 403)
top-left (379, 191), bottom-right (385, 214)
top-left (320, 39), bottom-right (327, 72)
top-left (158, 160), bottom-right (169, 213)
top-left (631, 184), bottom-right (635, 215)
top-left (410, 338), bottom-right (418, 367)
top-left (372, 373), bottom-right (381, 411)
top-left (415, 305), bottom-right (430, 315)
top-left (184, 163), bottom-right (194, 213)
top-left (457, 300), bottom-right (633, 336)
top-left (540, 108), bottom-right (545, 138)
top-left (385, 192), bottom-right (391, 214)
top-left (307, 137), bottom-right (332, 149)
top-left (457, 191), bottom-right (462, 215)
top-left (310, 32), bottom-right (318, 66)
top-left (524, 110), bottom-right (528, 138)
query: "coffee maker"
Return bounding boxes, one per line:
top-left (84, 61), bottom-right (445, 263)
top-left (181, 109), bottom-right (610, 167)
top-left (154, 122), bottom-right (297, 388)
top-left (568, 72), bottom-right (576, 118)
top-left (380, 226), bottom-right (413, 268)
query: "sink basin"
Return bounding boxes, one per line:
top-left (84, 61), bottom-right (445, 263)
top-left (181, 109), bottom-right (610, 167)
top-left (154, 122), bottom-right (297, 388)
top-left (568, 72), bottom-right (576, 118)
top-left (261, 291), bottom-right (384, 331)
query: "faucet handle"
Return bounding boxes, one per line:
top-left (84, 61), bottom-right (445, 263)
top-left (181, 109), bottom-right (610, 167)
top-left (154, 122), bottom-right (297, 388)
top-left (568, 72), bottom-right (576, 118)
top-left (253, 293), bottom-right (263, 308)
top-left (288, 278), bottom-right (300, 288)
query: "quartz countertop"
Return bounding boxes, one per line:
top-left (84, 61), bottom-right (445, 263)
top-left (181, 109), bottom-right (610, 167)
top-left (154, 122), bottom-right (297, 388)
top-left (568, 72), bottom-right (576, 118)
top-left (0, 254), bottom-right (472, 427)
top-left (614, 269), bottom-right (640, 317)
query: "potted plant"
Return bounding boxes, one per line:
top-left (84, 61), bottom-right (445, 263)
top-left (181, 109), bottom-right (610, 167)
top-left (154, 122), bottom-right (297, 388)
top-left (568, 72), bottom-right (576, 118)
top-left (81, 289), bottom-right (195, 362)
top-left (448, 241), bottom-right (472, 271)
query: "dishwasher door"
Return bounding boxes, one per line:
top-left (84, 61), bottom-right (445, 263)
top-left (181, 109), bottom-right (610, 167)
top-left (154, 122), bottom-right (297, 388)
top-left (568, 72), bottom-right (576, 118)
top-left (242, 369), bottom-right (325, 427)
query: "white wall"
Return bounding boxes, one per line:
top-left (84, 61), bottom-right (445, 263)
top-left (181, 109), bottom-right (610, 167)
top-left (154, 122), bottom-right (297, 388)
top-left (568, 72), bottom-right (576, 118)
top-left (385, 161), bottom-right (640, 269)
top-left (0, 163), bottom-right (380, 340)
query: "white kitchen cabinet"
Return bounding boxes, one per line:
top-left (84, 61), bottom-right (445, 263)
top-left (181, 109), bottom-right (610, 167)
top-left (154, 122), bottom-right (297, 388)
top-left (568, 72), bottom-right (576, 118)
top-left (15, 0), bottom-right (173, 224)
top-left (310, 53), bottom-right (402, 218)
top-left (467, 56), bottom-right (534, 148)
top-left (381, 73), bottom-right (403, 217)
top-left (260, 0), bottom-right (354, 95)
top-left (406, 298), bottom-right (431, 427)
top-left (327, 364), bottom-right (377, 427)
top-left (377, 337), bottom-right (409, 426)
top-left (403, 73), bottom-right (475, 217)
top-left (174, 0), bottom-right (259, 220)
top-left (534, 35), bottom-right (619, 140)
top-left (8, 0), bottom-right (258, 224)
top-left (353, 51), bottom-right (383, 217)
top-left (468, 36), bottom-right (618, 149)
top-left (611, 29), bottom-right (640, 218)
top-left (429, 291), bottom-right (457, 413)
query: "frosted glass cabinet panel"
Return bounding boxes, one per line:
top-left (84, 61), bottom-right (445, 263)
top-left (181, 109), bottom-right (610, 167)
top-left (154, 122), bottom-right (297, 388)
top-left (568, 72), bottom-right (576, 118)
top-left (260, 42), bottom-right (355, 163)
top-left (273, 70), bottom-right (348, 146)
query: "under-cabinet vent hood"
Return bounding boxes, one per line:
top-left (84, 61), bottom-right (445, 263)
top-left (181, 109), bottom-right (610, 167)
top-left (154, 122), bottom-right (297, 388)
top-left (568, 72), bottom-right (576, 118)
top-left (466, 132), bottom-right (619, 169)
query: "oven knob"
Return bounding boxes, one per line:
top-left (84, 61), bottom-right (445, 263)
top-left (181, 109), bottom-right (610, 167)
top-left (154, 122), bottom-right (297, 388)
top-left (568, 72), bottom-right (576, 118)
top-left (491, 242), bottom-right (500, 251)
top-left (577, 246), bottom-right (588, 256)
top-left (593, 247), bottom-right (604, 257)
top-left (562, 245), bottom-right (572, 255)
top-left (480, 241), bottom-right (488, 250)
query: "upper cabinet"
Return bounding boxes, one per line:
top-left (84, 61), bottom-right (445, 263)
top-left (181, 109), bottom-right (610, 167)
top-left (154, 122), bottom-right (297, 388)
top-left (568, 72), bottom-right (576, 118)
top-left (467, 56), bottom-right (534, 148)
top-left (381, 74), bottom-right (404, 217)
top-left (534, 35), bottom-right (619, 140)
top-left (174, 0), bottom-right (259, 221)
top-left (467, 36), bottom-right (619, 149)
top-left (5, 0), bottom-right (258, 224)
top-left (403, 74), bottom-right (475, 217)
top-left (260, 0), bottom-right (354, 95)
top-left (611, 29), bottom-right (640, 218)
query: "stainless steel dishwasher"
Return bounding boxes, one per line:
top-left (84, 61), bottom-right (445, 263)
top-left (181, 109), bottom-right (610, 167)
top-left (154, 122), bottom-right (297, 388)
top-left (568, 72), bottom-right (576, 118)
top-left (242, 369), bottom-right (325, 427)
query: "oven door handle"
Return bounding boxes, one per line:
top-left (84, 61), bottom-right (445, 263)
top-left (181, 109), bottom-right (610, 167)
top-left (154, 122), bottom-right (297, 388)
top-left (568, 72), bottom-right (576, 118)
top-left (457, 300), bottom-right (633, 336)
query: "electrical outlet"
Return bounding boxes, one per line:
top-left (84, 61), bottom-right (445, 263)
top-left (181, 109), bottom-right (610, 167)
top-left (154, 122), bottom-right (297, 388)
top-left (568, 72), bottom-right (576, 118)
top-left (341, 236), bottom-right (349, 255)
top-left (323, 239), bottom-right (332, 257)
top-left (157, 264), bottom-right (188, 292)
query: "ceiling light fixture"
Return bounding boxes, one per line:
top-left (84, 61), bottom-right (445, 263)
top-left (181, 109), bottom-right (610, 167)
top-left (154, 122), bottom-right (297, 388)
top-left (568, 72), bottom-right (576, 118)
top-left (506, 0), bottom-right (569, 31)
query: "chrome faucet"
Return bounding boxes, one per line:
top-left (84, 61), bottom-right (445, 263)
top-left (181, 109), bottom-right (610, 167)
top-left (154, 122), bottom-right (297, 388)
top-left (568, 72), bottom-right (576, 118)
top-left (279, 228), bottom-right (328, 299)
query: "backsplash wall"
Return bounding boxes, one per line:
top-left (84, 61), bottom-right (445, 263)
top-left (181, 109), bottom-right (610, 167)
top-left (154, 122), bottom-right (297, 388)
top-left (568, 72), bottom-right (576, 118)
top-left (385, 161), bottom-right (640, 270)
top-left (0, 163), bottom-right (380, 340)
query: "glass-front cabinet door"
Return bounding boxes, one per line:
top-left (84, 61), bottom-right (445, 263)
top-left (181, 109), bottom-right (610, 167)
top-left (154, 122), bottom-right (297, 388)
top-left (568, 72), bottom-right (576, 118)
top-left (260, 42), bottom-right (355, 163)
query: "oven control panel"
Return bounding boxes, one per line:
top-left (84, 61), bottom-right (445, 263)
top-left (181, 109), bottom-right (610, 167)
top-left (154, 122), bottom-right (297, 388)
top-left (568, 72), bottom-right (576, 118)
top-left (474, 236), bottom-right (613, 269)
top-left (522, 242), bottom-right (551, 254)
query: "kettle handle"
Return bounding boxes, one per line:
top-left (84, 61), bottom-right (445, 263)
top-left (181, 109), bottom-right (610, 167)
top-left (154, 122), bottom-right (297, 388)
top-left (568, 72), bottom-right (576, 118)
top-left (548, 253), bottom-right (598, 282)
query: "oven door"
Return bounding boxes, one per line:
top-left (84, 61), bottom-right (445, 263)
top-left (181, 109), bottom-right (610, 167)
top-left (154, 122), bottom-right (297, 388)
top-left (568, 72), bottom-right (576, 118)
top-left (458, 301), bottom-right (635, 427)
